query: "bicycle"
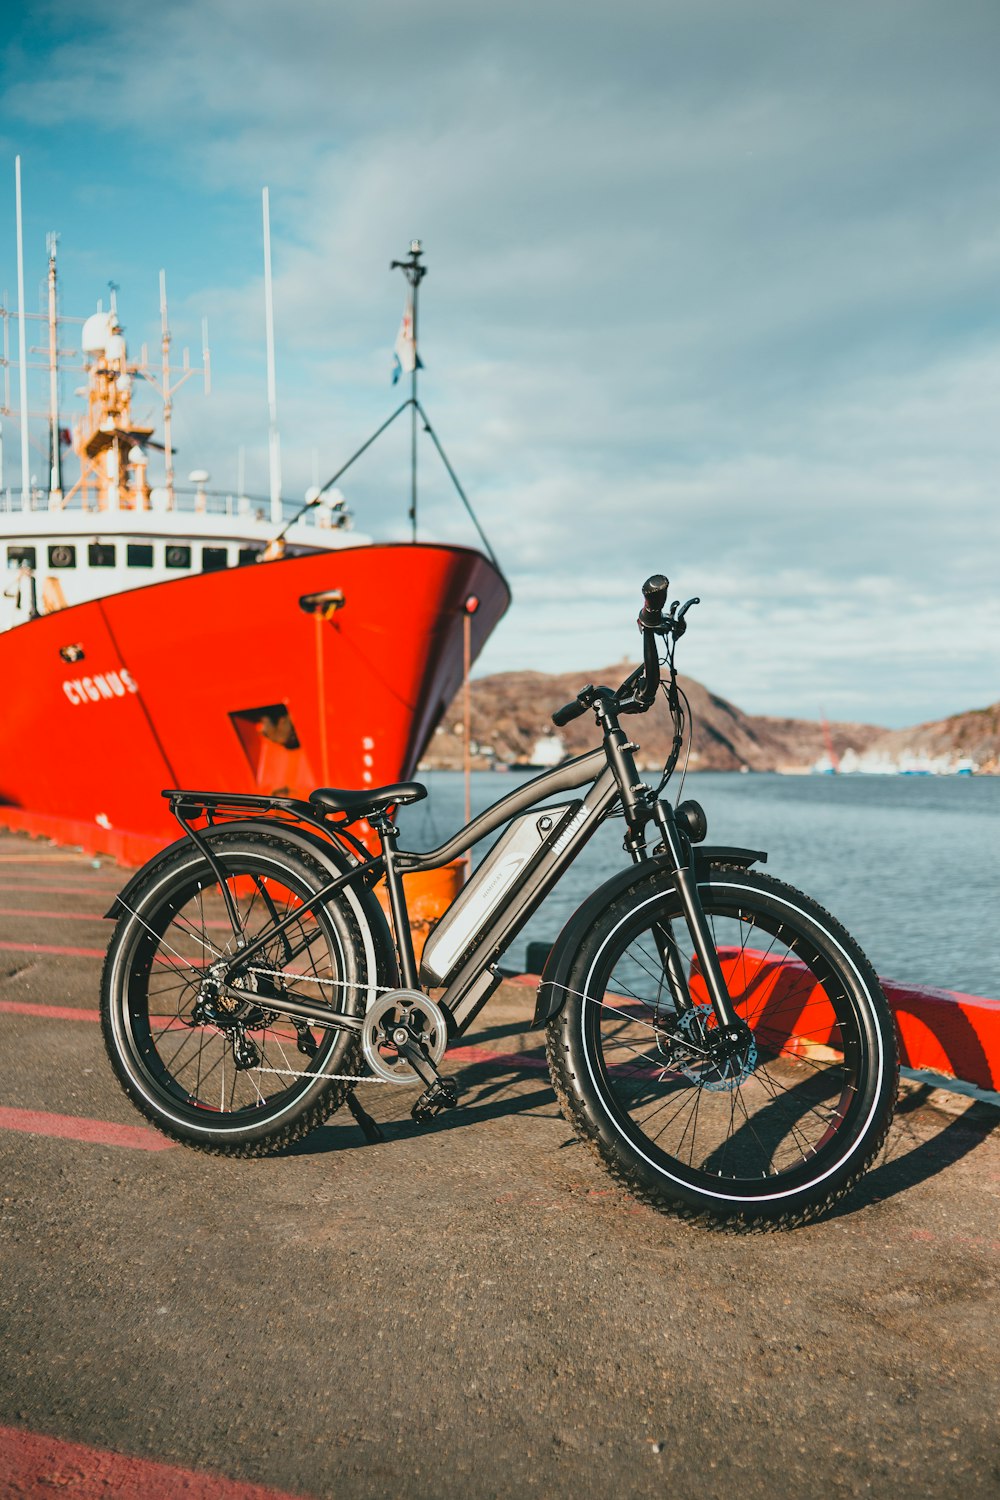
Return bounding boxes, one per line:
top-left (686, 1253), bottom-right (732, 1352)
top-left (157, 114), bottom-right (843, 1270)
top-left (101, 575), bottom-right (899, 1228)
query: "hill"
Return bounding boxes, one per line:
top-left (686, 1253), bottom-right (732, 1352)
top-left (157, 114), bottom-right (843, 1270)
top-left (858, 702), bottom-right (1000, 775)
top-left (419, 664), bottom-right (886, 774)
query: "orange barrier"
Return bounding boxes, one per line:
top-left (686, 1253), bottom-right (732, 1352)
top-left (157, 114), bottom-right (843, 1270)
top-left (696, 948), bottom-right (1000, 1091)
top-left (511, 950), bottom-right (1000, 1096)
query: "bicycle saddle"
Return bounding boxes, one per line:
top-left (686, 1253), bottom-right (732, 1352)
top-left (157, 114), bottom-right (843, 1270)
top-left (309, 781), bottom-right (427, 818)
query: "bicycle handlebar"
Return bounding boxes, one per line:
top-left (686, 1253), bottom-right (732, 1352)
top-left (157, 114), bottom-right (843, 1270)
top-left (552, 574), bottom-right (693, 727)
top-left (551, 696), bottom-right (590, 728)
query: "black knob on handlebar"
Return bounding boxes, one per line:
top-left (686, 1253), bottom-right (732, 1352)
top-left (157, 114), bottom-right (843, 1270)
top-left (552, 698), bottom-right (588, 728)
top-left (638, 574), bottom-right (669, 629)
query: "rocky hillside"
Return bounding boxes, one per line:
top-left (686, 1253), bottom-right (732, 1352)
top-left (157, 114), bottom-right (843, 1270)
top-left (860, 701), bottom-right (1000, 774)
top-left (420, 664), bottom-right (886, 774)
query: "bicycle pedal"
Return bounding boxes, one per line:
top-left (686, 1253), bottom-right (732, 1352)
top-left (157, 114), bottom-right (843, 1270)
top-left (411, 1077), bottom-right (459, 1124)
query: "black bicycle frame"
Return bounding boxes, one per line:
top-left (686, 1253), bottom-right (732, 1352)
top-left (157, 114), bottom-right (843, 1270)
top-left (203, 701), bottom-right (748, 1042)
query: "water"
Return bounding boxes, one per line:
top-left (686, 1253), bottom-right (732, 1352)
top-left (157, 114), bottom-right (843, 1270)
top-left (402, 771), bottom-right (1000, 998)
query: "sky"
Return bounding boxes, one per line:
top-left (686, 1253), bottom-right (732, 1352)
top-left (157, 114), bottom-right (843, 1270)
top-left (1, 0), bottom-right (998, 728)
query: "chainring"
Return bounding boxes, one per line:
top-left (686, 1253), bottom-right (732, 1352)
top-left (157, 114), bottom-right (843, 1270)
top-left (361, 990), bottom-right (449, 1084)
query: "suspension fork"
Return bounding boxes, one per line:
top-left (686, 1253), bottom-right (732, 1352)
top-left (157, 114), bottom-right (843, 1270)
top-left (601, 701), bottom-right (696, 1018)
top-left (652, 800), bottom-right (751, 1041)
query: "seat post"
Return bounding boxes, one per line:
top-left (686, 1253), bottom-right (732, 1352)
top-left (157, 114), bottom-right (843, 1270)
top-left (373, 814), bottom-right (419, 989)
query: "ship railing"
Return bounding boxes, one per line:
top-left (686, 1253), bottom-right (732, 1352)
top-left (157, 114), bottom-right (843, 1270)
top-left (0, 487), bottom-right (350, 531)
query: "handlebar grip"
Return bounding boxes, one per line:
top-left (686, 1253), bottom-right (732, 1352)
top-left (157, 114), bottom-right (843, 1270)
top-left (552, 698), bottom-right (588, 728)
top-left (638, 573), bottom-right (669, 629)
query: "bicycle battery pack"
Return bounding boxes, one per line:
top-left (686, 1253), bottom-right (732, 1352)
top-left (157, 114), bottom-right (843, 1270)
top-left (420, 804), bottom-right (580, 985)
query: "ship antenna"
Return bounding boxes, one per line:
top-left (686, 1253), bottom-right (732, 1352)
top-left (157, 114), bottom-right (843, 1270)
top-left (262, 186), bottom-right (282, 526)
top-left (14, 157), bottom-right (30, 512)
top-left (47, 233), bottom-right (63, 502)
top-left (390, 239), bottom-right (426, 543)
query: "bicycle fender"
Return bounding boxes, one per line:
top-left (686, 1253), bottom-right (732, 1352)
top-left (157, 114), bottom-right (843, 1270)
top-left (531, 844), bottom-right (767, 1027)
top-left (105, 821), bottom-right (398, 987)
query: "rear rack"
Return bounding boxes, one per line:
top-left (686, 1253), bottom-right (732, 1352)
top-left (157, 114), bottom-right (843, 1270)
top-left (161, 787), bottom-right (373, 866)
top-left (162, 788), bottom-right (317, 821)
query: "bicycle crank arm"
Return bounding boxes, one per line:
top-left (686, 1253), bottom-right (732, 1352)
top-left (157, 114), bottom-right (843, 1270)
top-left (393, 1032), bottom-right (443, 1090)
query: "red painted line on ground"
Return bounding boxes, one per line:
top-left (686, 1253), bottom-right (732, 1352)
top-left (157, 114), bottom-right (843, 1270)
top-left (0, 906), bottom-right (105, 921)
top-left (0, 998), bottom-right (548, 1077)
top-left (0, 938), bottom-right (104, 958)
top-left (0, 1107), bottom-right (175, 1152)
top-left (0, 999), bottom-right (101, 1022)
top-left (0, 876), bottom-right (116, 888)
top-left (450, 1042), bottom-right (548, 1072)
top-left (0, 858), bottom-right (95, 870)
top-left (0, 1424), bottom-right (307, 1499)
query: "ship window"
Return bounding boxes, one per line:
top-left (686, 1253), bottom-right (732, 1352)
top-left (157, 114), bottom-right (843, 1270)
top-left (202, 547), bottom-right (228, 572)
top-left (165, 545), bottom-right (191, 569)
top-left (7, 545), bottom-right (36, 569)
top-left (48, 544), bottom-right (76, 569)
top-left (238, 547), bottom-right (262, 567)
top-left (88, 543), bottom-right (116, 568)
top-left (127, 544), bottom-right (155, 568)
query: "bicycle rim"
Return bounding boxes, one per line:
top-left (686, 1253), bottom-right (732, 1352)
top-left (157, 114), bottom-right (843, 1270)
top-left (111, 849), bottom-right (360, 1133)
top-left (579, 878), bottom-right (889, 1207)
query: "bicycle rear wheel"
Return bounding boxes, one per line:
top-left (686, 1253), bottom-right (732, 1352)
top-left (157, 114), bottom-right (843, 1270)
top-left (546, 867), bottom-right (898, 1228)
top-left (101, 829), bottom-right (375, 1154)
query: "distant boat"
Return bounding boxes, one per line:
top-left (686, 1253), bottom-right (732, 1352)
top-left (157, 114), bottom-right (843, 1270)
top-left (521, 733), bottom-right (566, 770)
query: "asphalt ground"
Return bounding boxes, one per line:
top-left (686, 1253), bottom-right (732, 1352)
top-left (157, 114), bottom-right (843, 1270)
top-left (0, 829), bottom-right (998, 1499)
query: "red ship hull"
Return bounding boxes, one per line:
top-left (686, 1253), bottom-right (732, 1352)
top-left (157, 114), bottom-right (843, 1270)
top-left (0, 543), bottom-right (508, 861)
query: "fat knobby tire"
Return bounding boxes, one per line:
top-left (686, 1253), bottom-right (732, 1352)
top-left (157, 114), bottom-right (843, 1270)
top-left (100, 829), bottom-right (369, 1156)
top-left (545, 866), bottom-right (899, 1229)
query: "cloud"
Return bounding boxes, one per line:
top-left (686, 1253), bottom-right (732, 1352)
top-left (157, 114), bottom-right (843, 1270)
top-left (3, 0), bottom-right (999, 725)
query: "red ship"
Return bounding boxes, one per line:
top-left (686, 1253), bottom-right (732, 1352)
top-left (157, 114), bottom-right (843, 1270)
top-left (0, 232), bottom-right (508, 864)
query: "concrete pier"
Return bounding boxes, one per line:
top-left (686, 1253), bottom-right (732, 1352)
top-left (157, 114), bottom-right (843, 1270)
top-left (0, 828), bottom-right (998, 1498)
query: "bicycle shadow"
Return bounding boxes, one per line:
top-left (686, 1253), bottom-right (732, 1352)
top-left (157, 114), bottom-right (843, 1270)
top-left (828, 1085), bottom-right (1000, 1217)
top-left (283, 1050), bottom-right (999, 1221)
top-left (281, 1053), bottom-right (559, 1157)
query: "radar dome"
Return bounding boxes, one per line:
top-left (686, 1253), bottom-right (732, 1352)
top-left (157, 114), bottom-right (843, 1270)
top-left (81, 312), bottom-right (113, 354)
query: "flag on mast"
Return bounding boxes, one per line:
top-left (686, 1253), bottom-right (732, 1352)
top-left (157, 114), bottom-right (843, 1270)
top-left (392, 291), bottom-right (423, 383)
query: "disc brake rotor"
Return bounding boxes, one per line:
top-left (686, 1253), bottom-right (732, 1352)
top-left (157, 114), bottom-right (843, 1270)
top-left (361, 990), bottom-right (448, 1084)
top-left (666, 1003), bottom-right (758, 1092)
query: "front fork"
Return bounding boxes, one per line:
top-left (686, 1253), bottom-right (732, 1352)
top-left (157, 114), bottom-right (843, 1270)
top-left (650, 800), bottom-right (751, 1043)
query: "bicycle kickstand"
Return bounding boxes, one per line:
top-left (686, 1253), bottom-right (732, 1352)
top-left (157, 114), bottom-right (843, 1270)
top-left (346, 1091), bottom-right (385, 1144)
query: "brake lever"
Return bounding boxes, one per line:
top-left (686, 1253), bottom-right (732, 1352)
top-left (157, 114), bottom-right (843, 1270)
top-left (671, 596), bottom-right (700, 638)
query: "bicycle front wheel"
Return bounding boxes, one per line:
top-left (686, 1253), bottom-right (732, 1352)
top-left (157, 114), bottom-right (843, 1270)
top-left (546, 867), bottom-right (898, 1228)
top-left (101, 829), bottom-right (376, 1154)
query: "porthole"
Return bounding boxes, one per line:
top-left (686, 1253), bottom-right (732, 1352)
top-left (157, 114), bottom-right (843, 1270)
top-left (48, 544), bottom-right (77, 569)
top-left (88, 543), bottom-right (116, 568)
top-left (127, 544), bottom-right (154, 568)
top-left (165, 545), bottom-right (192, 569)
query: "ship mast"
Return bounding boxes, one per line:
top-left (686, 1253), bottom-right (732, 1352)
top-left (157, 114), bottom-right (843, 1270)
top-left (390, 240), bottom-right (426, 543)
top-left (47, 233), bottom-right (63, 503)
top-left (14, 156), bottom-right (30, 511)
top-left (272, 236), bottom-right (499, 572)
top-left (262, 186), bottom-right (282, 526)
top-left (136, 271), bottom-right (210, 508)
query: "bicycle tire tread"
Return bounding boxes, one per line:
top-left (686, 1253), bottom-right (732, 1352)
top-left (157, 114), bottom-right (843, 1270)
top-left (100, 829), bottom-right (367, 1156)
top-left (544, 864), bottom-right (899, 1231)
